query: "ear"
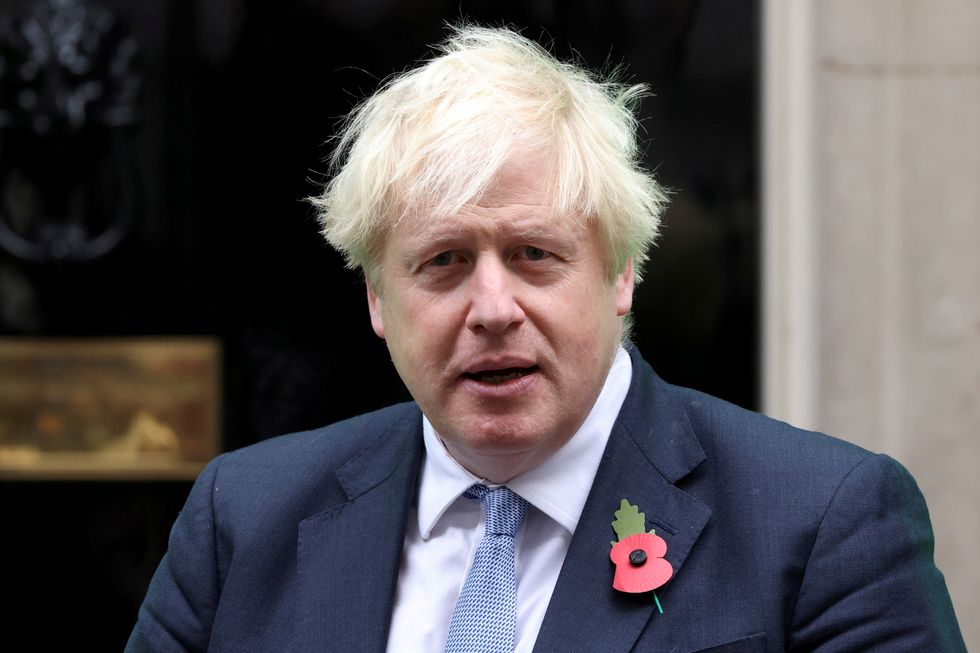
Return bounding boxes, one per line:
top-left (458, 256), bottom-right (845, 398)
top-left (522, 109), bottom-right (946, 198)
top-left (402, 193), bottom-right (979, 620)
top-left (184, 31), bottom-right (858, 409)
top-left (614, 258), bottom-right (635, 317)
top-left (366, 282), bottom-right (386, 339)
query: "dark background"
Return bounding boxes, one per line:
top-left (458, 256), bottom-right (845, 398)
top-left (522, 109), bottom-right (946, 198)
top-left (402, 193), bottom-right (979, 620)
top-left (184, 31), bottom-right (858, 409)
top-left (0, 0), bottom-right (757, 648)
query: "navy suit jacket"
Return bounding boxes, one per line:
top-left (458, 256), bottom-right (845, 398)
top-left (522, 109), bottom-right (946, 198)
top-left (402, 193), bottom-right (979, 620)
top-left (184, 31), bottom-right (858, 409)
top-left (128, 348), bottom-right (965, 652)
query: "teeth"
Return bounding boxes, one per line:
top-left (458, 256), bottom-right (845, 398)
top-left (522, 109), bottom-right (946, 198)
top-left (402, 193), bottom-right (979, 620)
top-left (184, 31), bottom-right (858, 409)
top-left (482, 371), bottom-right (523, 383)
top-left (475, 368), bottom-right (530, 384)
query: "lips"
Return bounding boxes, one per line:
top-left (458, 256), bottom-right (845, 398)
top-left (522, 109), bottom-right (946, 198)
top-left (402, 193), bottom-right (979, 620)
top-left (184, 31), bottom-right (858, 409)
top-left (459, 356), bottom-right (541, 397)
top-left (463, 366), bottom-right (538, 384)
top-left (459, 362), bottom-right (540, 399)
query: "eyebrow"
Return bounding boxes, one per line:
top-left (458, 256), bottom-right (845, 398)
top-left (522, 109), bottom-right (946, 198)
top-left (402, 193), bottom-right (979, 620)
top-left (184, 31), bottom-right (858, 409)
top-left (410, 213), bottom-right (570, 242)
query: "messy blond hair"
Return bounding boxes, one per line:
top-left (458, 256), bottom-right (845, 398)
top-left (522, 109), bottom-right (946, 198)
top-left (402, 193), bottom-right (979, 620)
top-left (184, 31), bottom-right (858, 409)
top-left (311, 25), bottom-right (667, 283)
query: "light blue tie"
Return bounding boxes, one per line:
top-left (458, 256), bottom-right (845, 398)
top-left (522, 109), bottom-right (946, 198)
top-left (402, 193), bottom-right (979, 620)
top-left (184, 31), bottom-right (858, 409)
top-left (444, 485), bottom-right (531, 653)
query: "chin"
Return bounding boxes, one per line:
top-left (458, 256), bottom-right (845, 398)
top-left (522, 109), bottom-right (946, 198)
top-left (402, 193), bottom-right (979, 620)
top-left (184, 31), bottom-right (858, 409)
top-left (459, 426), bottom-right (526, 451)
top-left (474, 427), bottom-right (568, 466)
top-left (470, 413), bottom-right (538, 440)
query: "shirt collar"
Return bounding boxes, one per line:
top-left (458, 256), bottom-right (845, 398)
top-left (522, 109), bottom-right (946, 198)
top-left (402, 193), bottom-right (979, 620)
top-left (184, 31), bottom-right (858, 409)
top-left (417, 346), bottom-right (633, 538)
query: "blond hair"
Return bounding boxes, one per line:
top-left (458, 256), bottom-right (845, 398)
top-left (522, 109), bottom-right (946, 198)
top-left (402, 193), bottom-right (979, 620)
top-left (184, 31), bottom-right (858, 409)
top-left (311, 25), bottom-right (667, 283)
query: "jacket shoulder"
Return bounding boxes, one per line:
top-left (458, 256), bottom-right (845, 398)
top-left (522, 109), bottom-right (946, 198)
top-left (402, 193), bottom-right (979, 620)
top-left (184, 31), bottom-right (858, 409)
top-left (626, 348), bottom-right (874, 484)
top-left (219, 401), bottom-right (421, 473)
top-left (676, 383), bottom-right (872, 470)
top-left (199, 402), bottom-right (421, 528)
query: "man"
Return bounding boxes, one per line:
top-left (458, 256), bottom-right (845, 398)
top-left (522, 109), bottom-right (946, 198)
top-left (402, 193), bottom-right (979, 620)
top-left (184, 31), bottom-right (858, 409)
top-left (128, 26), bottom-right (965, 652)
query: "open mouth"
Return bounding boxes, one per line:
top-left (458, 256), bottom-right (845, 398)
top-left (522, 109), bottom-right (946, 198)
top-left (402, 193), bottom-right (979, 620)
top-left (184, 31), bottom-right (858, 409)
top-left (463, 366), bottom-right (538, 384)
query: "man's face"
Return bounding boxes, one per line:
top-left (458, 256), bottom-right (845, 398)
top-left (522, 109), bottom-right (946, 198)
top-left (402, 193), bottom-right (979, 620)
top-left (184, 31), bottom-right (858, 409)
top-left (367, 152), bottom-right (634, 482)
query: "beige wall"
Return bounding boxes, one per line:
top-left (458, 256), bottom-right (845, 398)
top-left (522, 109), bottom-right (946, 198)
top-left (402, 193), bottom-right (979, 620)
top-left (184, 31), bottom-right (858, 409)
top-left (764, 0), bottom-right (979, 647)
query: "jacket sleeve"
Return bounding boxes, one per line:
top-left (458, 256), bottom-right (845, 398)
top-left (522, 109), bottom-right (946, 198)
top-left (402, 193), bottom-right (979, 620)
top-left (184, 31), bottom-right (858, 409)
top-left (125, 454), bottom-right (226, 653)
top-left (789, 453), bottom-right (966, 651)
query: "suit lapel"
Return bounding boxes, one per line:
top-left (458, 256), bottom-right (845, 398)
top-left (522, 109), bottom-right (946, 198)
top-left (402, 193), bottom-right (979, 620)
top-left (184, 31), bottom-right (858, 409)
top-left (533, 351), bottom-right (712, 652)
top-left (294, 410), bottom-right (423, 652)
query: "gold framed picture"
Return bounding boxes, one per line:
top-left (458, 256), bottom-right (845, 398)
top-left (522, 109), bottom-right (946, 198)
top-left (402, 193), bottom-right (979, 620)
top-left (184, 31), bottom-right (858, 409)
top-left (0, 338), bottom-right (220, 480)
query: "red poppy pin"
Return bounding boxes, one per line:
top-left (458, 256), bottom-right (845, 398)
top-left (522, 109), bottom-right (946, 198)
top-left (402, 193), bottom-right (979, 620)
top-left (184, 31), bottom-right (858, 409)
top-left (610, 499), bottom-right (672, 613)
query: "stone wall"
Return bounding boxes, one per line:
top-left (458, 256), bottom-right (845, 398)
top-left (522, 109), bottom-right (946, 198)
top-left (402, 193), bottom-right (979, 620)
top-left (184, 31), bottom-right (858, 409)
top-left (764, 0), bottom-right (980, 647)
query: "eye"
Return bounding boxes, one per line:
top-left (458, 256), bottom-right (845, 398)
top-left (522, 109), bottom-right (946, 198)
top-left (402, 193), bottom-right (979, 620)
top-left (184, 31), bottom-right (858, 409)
top-left (429, 251), bottom-right (455, 267)
top-left (523, 246), bottom-right (550, 261)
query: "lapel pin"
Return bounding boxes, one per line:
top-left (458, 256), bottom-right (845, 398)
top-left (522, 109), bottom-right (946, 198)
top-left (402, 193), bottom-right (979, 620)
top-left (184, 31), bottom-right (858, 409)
top-left (610, 498), bottom-right (673, 613)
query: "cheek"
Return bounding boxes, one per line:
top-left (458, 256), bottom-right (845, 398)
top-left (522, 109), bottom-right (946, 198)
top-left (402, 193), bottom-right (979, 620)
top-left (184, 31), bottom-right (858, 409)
top-left (563, 285), bottom-right (623, 359)
top-left (383, 295), bottom-right (454, 365)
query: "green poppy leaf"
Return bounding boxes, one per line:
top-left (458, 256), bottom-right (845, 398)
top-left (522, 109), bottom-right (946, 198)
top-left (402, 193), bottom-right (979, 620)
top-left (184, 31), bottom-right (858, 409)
top-left (611, 498), bottom-right (647, 541)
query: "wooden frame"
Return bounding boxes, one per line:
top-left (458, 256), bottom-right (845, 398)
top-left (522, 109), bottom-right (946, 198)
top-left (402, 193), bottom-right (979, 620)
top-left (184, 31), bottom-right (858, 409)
top-left (0, 338), bottom-right (220, 480)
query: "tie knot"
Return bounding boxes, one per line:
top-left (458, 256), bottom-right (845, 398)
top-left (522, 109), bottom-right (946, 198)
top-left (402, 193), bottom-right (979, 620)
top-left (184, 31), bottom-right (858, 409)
top-left (464, 484), bottom-right (530, 537)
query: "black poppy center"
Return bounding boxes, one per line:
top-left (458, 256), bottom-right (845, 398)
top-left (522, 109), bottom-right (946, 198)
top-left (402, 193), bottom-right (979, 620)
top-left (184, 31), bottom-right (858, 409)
top-left (628, 548), bottom-right (647, 566)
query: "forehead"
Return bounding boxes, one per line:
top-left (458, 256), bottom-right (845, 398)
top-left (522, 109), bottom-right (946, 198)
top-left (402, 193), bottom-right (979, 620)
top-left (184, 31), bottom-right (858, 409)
top-left (390, 210), bottom-right (582, 254)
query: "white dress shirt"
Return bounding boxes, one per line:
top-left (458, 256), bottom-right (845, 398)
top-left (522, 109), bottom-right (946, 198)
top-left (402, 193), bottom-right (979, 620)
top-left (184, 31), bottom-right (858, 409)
top-left (386, 347), bottom-right (632, 652)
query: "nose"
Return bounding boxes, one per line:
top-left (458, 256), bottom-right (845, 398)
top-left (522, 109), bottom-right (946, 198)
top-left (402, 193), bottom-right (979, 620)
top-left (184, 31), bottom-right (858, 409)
top-left (464, 257), bottom-right (526, 334)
